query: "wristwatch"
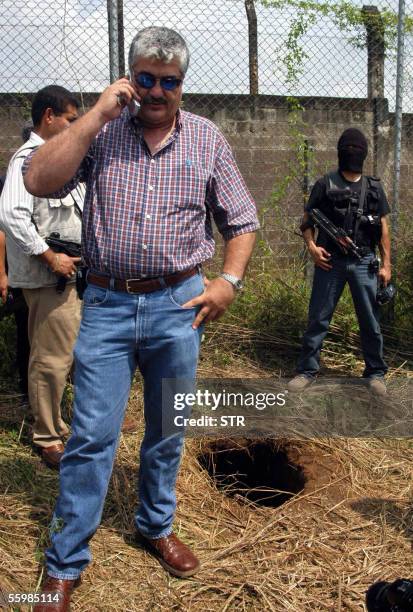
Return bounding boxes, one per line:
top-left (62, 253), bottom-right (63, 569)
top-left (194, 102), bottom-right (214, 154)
top-left (219, 272), bottom-right (244, 291)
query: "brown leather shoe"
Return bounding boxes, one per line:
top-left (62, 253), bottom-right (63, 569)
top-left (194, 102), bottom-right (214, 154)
top-left (41, 443), bottom-right (65, 470)
top-left (137, 532), bottom-right (200, 578)
top-left (33, 575), bottom-right (81, 612)
top-left (121, 415), bottom-right (138, 433)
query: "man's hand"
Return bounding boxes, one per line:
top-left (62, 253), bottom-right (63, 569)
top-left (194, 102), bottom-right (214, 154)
top-left (182, 276), bottom-right (236, 329)
top-left (93, 78), bottom-right (140, 124)
top-left (50, 253), bottom-right (81, 279)
top-left (0, 271), bottom-right (8, 303)
top-left (378, 264), bottom-right (391, 287)
top-left (38, 248), bottom-right (80, 279)
top-left (308, 244), bottom-right (332, 271)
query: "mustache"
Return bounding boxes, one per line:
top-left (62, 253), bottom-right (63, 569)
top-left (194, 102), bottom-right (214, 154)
top-left (142, 95), bottom-right (167, 105)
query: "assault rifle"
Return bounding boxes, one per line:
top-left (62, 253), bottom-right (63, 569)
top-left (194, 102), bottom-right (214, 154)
top-left (45, 232), bottom-right (81, 294)
top-left (309, 208), bottom-right (363, 261)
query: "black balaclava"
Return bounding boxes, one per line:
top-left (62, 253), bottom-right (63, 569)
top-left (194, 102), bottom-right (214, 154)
top-left (337, 128), bottom-right (368, 173)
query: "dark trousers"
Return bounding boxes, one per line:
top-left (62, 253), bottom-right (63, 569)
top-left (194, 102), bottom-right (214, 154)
top-left (13, 296), bottom-right (30, 394)
top-left (5, 288), bottom-right (30, 395)
top-left (297, 253), bottom-right (387, 378)
top-left (3, 254), bottom-right (30, 394)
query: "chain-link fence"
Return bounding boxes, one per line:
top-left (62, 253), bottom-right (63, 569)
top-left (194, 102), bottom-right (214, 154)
top-left (2, 2), bottom-right (410, 102)
top-left (0, 0), bottom-right (412, 264)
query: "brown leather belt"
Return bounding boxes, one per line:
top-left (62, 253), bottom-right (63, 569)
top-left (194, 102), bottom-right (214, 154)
top-left (88, 267), bottom-right (198, 294)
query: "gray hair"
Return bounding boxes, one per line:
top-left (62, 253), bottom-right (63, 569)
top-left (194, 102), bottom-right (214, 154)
top-left (128, 27), bottom-right (190, 76)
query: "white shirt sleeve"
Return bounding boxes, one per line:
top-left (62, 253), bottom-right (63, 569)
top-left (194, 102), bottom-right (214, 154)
top-left (0, 155), bottom-right (48, 256)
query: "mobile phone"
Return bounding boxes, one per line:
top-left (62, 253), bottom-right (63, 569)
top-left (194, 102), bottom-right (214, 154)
top-left (117, 91), bottom-right (140, 116)
top-left (127, 74), bottom-right (140, 117)
top-left (128, 98), bottom-right (140, 117)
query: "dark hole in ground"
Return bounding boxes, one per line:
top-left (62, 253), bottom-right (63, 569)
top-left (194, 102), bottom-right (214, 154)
top-left (198, 440), bottom-right (306, 508)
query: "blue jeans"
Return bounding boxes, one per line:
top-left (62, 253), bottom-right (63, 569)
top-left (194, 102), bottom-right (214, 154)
top-left (297, 253), bottom-right (387, 379)
top-left (45, 271), bottom-right (204, 579)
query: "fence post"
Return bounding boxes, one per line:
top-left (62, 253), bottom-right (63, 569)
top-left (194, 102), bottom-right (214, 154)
top-left (391, 0), bottom-right (406, 277)
top-left (107, 0), bottom-right (120, 83)
top-left (303, 139), bottom-right (314, 286)
top-left (245, 0), bottom-right (258, 95)
top-left (362, 5), bottom-right (386, 178)
top-left (362, 5), bottom-right (385, 99)
top-left (117, 0), bottom-right (125, 77)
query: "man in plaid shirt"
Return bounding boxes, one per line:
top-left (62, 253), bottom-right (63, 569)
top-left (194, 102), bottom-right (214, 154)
top-left (25, 27), bottom-right (258, 611)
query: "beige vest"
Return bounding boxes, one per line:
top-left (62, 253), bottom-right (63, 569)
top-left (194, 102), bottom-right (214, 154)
top-left (6, 146), bottom-right (84, 288)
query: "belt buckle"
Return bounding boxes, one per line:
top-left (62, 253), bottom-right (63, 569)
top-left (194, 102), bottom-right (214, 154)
top-left (125, 278), bottom-right (143, 294)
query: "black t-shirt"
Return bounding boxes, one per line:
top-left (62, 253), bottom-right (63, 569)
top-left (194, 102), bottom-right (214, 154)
top-left (305, 172), bottom-right (390, 255)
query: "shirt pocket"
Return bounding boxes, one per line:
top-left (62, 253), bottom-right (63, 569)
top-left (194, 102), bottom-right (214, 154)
top-left (366, 191), bottom-right (380, 213)
top-left (41, 196), bottom-right (82, 242)
top-left (176, 163), bottom-right (209, 210)
top-left (47, 194), bottom-right (74, 209)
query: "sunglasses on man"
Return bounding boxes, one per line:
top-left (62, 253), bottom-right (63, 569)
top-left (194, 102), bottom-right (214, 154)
top-left (134, 72), bottom-right (183, 91)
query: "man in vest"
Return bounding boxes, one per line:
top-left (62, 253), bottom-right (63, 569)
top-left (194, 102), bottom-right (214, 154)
top-left (0, 86), bottom-right (83, 468)
top-left (288, 128), bottom-right (391, 395)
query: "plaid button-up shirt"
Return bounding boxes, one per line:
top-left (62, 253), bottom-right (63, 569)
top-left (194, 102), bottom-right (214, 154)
top-left (24, 109), bottom-right (259, 279)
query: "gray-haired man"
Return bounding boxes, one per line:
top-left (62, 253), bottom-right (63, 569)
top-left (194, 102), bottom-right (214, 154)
top-left (26, 27), bottom-right (258, 610)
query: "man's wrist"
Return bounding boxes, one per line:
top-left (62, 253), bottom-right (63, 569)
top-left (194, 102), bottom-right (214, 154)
top-left (89, 106), bottom-right (112, 130)
top-left (219, 272), bottom-right (244, 291)
top-left (306, 240), bottom-right (317, 252)
top-left (302, 228), bottom-right (316, 249)
top-left (37, 248), bottom-right (59, 272)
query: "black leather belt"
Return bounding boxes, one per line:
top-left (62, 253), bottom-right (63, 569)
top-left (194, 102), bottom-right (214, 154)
top-left (88, 268), bottom-right (198, 294)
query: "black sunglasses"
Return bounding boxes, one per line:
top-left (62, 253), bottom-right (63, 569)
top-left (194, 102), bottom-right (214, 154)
top-left (134, 72), bottom-right (183, 91)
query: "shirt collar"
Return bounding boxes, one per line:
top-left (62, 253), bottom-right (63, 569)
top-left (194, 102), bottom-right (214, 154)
top-left (127, 108), bottom-right (183, 132)
top-left (28, 132), bottom-right (45, 146)
top-left (175, 108), bottom-right (183, 130)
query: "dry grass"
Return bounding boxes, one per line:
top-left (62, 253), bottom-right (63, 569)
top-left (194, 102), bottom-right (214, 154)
top-left (1, 353), bottom-right (413, 611)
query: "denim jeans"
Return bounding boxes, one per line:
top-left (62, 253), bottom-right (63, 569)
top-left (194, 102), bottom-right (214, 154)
top-left (297, 253), bottom-right (387, 379)
top-left (46, 271), bottom-right (204, 579)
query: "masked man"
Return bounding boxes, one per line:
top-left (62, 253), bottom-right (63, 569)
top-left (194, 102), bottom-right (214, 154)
top-left (288, 128), bottom-right (391, 395)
